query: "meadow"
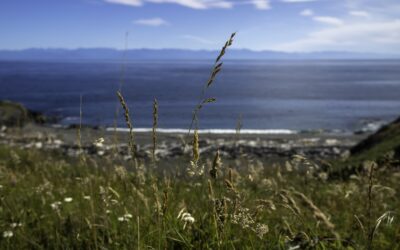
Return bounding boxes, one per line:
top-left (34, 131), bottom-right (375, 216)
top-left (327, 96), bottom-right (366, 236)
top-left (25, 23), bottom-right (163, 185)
top-left (0, 33), bottom-right (399, 249)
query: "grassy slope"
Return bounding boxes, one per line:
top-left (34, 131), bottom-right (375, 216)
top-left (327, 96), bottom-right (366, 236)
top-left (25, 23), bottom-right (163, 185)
top-left (348, 117), bottom-right (400, 165)
top-left (0, 145), bottom-right (399, 249)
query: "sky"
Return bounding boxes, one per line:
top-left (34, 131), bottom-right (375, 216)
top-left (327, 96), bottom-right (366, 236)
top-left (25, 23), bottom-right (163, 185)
top-left (0, 0), bottom-right (399, 53)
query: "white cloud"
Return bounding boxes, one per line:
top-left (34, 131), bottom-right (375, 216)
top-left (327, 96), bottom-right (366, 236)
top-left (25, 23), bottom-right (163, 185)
top-left (300, 9), bottom-right (313, 16)
top-left (350, 10), bottom-right (370, 18)
top-left (134, 17), bottom-right (169, 26)
top-left (104, 0), bottom-right (142, 6)
top-left (274, 19), bottom-right (400, 53)
top-left (281, 0), bottom-right (317, 3)
top-left (182, 35), bottom-right (216, 44)
top-left (103, 0), bottom-right (279, 10)
top-left (313, 16), bottom-right (344, 26)
top-left (105, 0), bottom-right (233, 9)
top-left (251, 0), bottom-right (271, 10)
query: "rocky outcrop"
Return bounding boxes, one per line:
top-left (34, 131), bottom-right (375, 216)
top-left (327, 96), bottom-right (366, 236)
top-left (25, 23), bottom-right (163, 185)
top-left (0, 100), bottom-right (48, 127)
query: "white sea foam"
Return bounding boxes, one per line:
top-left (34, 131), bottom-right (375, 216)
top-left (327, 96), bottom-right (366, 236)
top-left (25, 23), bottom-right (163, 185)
top-left (106, 127), bottom-right (297, 135)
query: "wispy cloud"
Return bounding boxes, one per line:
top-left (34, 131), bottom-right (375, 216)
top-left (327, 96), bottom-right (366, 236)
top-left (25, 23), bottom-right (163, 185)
top-left (181, 35), bottom-right (216, 44)
top-left (251, 0), bottom-right (271, 10)
top-left (274, 19), bottom-right (400, 53)
top-left (103, 0), bottom-right (279, 10)
top-left (105, 0), bottom-right (233, 9)
top-left (350, 10), bottom-right (370, 18)
top-left (134, 17), bottom-right (169, 26)
top-left (148, 0), bottom-right (232, 9)
top-left (300, 9), bottom-right (313, 16)
top-left (281, 0), bottom-right (317, 3)
top-left (313, 16), bottom-right (344, 26)
top-left (104, 0), bottom-right (142, 6)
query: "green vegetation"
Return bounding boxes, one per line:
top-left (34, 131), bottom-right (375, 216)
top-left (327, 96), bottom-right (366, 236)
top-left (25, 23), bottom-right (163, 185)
top-left (328, 117), bottom-right (400, 180)
top-left (0, 144), bottom-right (399, 249)
top-left (349, 117), bottom-right (400, 164)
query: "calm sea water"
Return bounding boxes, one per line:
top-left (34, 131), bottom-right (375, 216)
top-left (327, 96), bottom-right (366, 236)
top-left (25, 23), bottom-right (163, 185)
top-left (1, 60), bottom-right (400, 133)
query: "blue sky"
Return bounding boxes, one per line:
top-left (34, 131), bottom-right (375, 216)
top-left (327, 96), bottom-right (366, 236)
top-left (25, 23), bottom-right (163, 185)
top-left (0, 0), bottom-right (399, 53)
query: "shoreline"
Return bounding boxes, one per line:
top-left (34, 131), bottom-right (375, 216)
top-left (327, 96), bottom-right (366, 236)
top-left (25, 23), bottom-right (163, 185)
top-left (0, 123), bottom-right (369, 161)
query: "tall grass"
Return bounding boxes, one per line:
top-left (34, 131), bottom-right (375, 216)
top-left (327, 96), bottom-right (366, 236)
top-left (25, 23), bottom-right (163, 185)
top-left (187, 32), bottom-right (236, 136)
top-left (116, 91), bottom-right (136, 160)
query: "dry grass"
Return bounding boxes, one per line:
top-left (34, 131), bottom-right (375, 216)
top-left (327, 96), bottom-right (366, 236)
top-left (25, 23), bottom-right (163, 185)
top-left (152, 98), bottom-right (158, 163)
top-left (116, 91), bottom-right (136, 160)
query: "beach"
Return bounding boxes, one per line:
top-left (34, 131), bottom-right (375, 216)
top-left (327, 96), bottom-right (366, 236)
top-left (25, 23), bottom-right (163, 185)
top-left (0, 122), bottom-right (368, 162)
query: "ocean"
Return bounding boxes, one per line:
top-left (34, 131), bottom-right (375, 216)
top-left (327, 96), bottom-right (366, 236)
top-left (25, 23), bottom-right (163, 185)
top-left (1, 60), bottom-right (400, 133)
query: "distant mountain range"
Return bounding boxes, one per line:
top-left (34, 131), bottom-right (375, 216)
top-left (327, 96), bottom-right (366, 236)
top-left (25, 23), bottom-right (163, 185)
top-left (0, 48), bottom-right (398, 61)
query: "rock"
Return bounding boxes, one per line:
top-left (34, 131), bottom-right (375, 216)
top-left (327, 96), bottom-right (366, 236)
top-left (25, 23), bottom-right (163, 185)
top-left (34, 142), bottom-right (43, 149)
top-left (325, 139), bottom-right (338, 146)
top-left (53, 139), bottom-right (63, 146)
top-left (0, 101), bottom-right (30, 126)
top-left (155, 148), bottom-right (170, 158)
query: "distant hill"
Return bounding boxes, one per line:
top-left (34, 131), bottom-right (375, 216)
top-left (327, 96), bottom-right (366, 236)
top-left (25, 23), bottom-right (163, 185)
top-left (0, 48), bottom-right (398, 61)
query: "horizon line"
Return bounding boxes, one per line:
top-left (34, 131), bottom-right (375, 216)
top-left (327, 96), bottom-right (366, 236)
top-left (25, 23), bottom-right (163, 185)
top-left (1, 47), bottom-right (398, 56)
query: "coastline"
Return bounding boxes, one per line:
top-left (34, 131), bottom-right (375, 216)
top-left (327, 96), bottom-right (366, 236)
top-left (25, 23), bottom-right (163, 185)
top-left (0, 122), bottom-right (369, 161)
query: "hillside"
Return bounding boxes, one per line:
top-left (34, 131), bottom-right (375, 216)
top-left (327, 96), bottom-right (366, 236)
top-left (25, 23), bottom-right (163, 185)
top-left (349, 116), bottom-right (400, 164)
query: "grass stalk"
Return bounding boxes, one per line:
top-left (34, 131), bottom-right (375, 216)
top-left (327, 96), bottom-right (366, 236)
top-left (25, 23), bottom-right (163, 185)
top-left (77, 94), bottom-right (86, 165)
top-left (117, 91), bottom-right (136, 161)
top-left (152, 98), bottom-right (158, 163)
top-left (187, 32), bottom-right (236, 137)
top-left (366, 161), bottom-right (376, 250)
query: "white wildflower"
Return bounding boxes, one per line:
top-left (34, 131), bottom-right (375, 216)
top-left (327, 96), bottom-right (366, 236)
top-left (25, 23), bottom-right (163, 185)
top-left (345, 190), bottom-right (353, 199)
top-left (64, 197), bottom-right (73, 203)
top-left (83, 195), bottom-right (91, 200)
top-left (318, 172), bottom-right (328, 181)
top-left (3, 231), bottom-right (13, 238)
top-left (177, 209), bottom-right (195, 229)
top-left (51, 201), bottom-right (62, 210)
top-left (10, 223), bottom-right (22, 228)
top-left (124, 213), bottom-right (133, 219)
top-left (118, 213), bottom-right (133, 222)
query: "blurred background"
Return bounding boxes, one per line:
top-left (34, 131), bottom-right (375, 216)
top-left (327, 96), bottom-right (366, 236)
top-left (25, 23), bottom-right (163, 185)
top-left (1, 0), bottom-right (400, 133)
